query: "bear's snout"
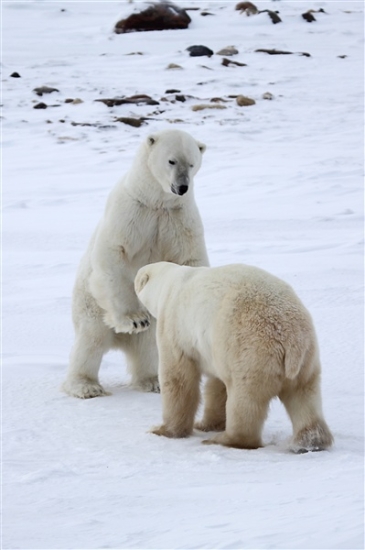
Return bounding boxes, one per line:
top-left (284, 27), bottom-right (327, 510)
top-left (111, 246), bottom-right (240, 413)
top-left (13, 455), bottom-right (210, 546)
top-left (175, 184), bottom-right (189, 196)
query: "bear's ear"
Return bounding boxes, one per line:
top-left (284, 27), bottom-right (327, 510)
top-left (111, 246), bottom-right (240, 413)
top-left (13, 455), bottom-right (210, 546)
top-left (147, 135), bottom-right (157, 147)
top-left (135, 273), bottom-right (149, 294)
top-left (197, 141), bottom-right (206, 154)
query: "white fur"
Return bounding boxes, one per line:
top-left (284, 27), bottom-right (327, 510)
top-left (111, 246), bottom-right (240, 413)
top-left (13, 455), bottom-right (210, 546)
top-left (63, 130), bottom-right (209, 399)
top-left (135, 262), bottom-right (334, 452)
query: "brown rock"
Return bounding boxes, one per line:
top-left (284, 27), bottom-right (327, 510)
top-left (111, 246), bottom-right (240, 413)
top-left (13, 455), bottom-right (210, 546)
top-left (191, 104), bottom-right (227, 111)
top-left (236, 95), bottom-right (255, 106)
top-left (235, 2), bottom-right (258, 15)
top-left (166, 63), bottom-right (183, 70)
top-left (221, 57), bottom-right (247, 67)
top-left (114, 117), bottom-right (146, 127)
top-left (114, 2), bottom-right (191, 33)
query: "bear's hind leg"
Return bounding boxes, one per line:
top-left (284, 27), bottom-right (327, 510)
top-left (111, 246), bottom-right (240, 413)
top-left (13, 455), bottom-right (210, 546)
top-left (279, 372), bottom-right (333, 452)
top-left (62, 321), bottom-right (113, 399)
top-left (152, 352), bottom-right (201, 438)
top-left (195, 376), bottom-right (226, 432)
top-left (203, 380), bottom-right (271, 449)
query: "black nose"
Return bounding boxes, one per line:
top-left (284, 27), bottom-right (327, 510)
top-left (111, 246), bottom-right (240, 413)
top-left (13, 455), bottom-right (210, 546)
top-left (177, 185), bottom-right (188, 196)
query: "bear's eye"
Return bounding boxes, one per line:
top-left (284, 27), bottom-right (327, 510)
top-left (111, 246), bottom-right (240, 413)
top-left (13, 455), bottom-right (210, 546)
top-left (189, 164), bottom-right (194, 168)
top-left (168, 160), bottom-right (176, 166)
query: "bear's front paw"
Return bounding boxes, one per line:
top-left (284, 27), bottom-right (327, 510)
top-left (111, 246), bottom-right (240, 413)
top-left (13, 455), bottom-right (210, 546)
top-left (150, 424), bottom-right (175, 438)
top-left (150, 424), bottom-right (191, 439)
top-left (103, 311), bottom-right (151, 334)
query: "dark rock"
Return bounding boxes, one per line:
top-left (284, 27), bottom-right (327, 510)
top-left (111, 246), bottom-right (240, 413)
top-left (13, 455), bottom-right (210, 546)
top-left (165, 88), bottom-right (181, 93)
top-left (95, 95), bottom-right (159, 107)
top-left (175, 95), bottom-right (186, 102)
top-left (255, 48), bottom-right (311, 57)
top-left (33, 102), bottom-right (48, 109)
top-left (255, 48), bottom-right (293, 55)
top-left (114, 2), bottom-right (191, 33)
top-left (302, 11), bottom-right (316, 22)
top-left (187, 45), bottom-right (214, 57)
top-left (259, 10), bottom-right (282, 24)
top-left (235, 2), bottom-right (258, 15)
top-left (201, 11), bottom-right (214, 16)
top-left (33, 86), bottom-right (60, 96)
top-left (221, 57), bottom-right (247, 67)
top-left (10, 72), bottom-right (21, 78)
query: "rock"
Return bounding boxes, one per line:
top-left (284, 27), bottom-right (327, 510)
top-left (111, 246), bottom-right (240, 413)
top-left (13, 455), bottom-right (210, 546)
top-left (175, 95), bottom-right (186, 102)
top-left (166, 63), bottom-right (183, 70)
top-left (236, 95), bottom-right (255, 106)
top-left (262, 92), bottom-right (274, 100)
top-left (187, 45), bottom-right (214, 57)
top-left (302, 9), bottom-right (326, 22)
top-left (114, 117), bottom-right (146, 127)
top-left (33, 102), bottom-right (48, 109)
top-left (65, 98), bottom-right (83, 104)
top-left (191, 104), bottom-right (227, 111)
top-left (216, 46), bottom-right (239, 56)
top-left (201, 11), bottom-right (214, 16)
top-left (165, 88), bottom-right (181, 93)
top-left (256, 48), bottom-right (292, 55)
top-left (221, 57), bottom-right (247, 67)
top-left (235, 2), bottom-right (258, 15)
top-left (33, 86), bottom-right (60, 96)
top-left (10, 72), bottom-right (21, 78)
top-left (302, 11), bottom-right (316, 22)
top-left (259, 10), bottom-right (282, 24)
top-left (255, 48), bottom-right (311, 57)
top-left (95, 95), bottom-right (159, 107)
top-left (114, 2), bottom-right (191, 33)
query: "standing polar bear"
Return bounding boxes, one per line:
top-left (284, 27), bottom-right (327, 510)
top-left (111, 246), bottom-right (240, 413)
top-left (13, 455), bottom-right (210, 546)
top-left (135, 262), bottom-right (334, 452)
top-left (63, 129), bottom-right (209, 399)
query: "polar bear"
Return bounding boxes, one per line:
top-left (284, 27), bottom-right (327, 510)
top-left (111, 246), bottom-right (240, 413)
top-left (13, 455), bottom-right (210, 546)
top-left (63, 130), bottom-right (209, 399)
top-left (135, 262), bottom-right (334, 452)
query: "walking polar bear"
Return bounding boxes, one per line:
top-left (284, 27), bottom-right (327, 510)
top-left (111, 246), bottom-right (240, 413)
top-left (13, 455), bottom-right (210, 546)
top-left (63, 129), bottom-right (209, 399)
top-left (135, 262), bottom-right (334, 452)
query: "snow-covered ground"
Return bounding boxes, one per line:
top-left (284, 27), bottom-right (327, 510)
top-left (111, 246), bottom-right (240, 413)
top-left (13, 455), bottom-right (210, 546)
top-left (2, 1), bottom-right (364, 548)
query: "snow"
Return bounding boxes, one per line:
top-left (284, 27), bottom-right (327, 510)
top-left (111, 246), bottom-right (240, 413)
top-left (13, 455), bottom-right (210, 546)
top-left (1, 1), bottom-right (364, 548)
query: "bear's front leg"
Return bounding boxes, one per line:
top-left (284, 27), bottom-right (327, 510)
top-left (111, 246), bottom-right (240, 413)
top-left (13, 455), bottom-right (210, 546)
top-left (152, 345), bottom-right (201, 439)
top-left (89, 229), bottom-right (153, 334)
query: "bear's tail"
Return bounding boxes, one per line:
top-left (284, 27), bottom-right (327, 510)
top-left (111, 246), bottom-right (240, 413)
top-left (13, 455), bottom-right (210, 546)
top-left (283, 340), bottom-right (307, 380)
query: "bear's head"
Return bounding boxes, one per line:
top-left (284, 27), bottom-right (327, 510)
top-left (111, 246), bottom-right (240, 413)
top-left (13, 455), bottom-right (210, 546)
top-left (135, 261), bottom-right (183, 318)
top-left (146, 130), bottom-right (206, 196)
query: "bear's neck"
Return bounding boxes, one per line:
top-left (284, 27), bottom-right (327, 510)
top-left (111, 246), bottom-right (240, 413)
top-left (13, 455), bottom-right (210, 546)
top-left (126, 155), bottom-right (192, 211)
